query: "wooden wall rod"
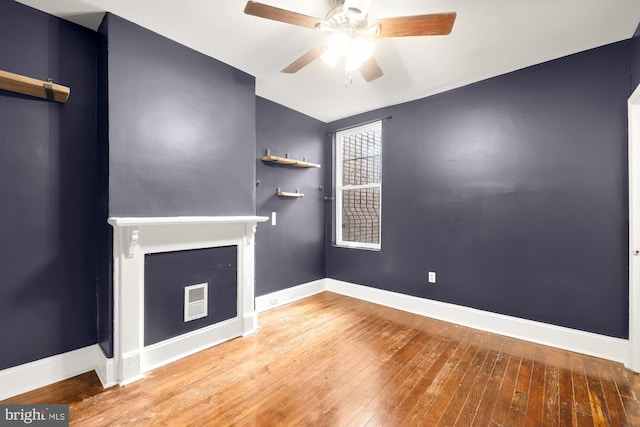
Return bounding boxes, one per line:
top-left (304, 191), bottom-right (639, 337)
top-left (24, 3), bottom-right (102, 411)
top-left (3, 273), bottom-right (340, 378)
top-left (0, 69), bottom-right (70, 103)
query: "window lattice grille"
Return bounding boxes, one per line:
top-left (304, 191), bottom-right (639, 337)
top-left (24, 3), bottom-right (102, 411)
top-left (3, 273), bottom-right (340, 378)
top-left (339, 125), bottom-right (382, 246)
top-left (341, 129), bottom-right (382, 186)
top-left (341, 187), bottom-right (380, 244)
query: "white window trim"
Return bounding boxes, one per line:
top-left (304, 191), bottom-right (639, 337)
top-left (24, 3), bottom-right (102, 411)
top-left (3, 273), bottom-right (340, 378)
top-left (335, 121), bottom-right (382, 250)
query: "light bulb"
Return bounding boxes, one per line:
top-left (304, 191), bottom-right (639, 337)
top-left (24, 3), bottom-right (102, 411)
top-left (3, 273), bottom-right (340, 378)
top-left (321, 49), bottom-right (340, 68)
top-left (327, 32), bottom-right (350, 55)
top-left (345, 50), bottom-right (363, 71)
top-left (352, 37), bottom-right (374, 62)
top-left (321, 32), bottom-right (351, 69)
top-left (321, 33), bottom-right (375, 72)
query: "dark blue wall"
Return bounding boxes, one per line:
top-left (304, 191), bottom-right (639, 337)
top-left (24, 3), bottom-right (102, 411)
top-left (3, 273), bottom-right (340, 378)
top-left (255, 98), bottom-right (327, 296)
top-left (0, 2), bottom-right (98, 369)
top-left (104, 14), bottom-right (256, 217)
top-left (326, 41), bottom-right (631, 339)
top-left (96, 17), bottom-right (112, 358)
top-left (0, 2), bottom-right (637, 374)
top-left (98, 14), bottom-right (257, 354)
top-left (144, 246), bottom-right (237, 346)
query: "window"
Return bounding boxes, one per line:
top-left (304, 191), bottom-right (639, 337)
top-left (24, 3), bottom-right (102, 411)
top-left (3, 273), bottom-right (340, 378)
top-left (335, 121), bottom-right (382, 250)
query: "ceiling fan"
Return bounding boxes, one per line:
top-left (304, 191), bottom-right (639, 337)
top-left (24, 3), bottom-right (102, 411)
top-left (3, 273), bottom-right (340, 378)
top-left (244, 0), bottom-right (456, 82)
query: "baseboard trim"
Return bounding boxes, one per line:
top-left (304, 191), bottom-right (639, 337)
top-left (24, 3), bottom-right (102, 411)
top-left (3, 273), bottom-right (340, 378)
top-left (257, 278), bottom-right (628, 364)
top-left (325, 279), bottom-right (629, 364)
top-left (141, 317), bottom-right (244, 374)
top-left (1, 279), bottom-right (629, 400)
top-left (94, 346), bottom-right (117, 389)
top-left (255, 279), bottom-right (326, 313)
top-left (0, 345), bottom-right (107, 401)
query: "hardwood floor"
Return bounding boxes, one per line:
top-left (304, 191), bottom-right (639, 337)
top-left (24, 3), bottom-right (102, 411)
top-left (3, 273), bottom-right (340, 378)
top-left (4, 292), bottom-right (640, 426)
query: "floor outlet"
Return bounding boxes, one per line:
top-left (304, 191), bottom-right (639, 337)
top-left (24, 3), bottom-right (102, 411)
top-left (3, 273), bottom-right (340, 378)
top-left (270, 297), bottom-right (279, 306)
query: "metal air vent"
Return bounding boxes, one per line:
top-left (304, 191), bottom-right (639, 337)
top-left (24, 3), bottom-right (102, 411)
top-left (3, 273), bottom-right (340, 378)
top-left (184, 283), bottom-right (208, 322)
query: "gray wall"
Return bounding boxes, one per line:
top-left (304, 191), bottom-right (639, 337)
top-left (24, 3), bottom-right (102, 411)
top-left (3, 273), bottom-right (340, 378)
top-left (326, 41), bottom-right (631, 339)
top-left (0, 1), bottom-right (98, 370)
top-left (255, 97), bottom-right (327, 296)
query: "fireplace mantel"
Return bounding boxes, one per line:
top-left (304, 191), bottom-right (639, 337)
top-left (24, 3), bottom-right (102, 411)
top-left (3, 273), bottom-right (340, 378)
top-left (109, 215), bottom-right (268, 226)
top-left (108, 215), bottom-right (268, 385)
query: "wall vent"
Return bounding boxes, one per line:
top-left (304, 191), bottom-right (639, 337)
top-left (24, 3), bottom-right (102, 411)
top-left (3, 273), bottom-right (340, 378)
top-left (184, 283), bottom-right (208, 322)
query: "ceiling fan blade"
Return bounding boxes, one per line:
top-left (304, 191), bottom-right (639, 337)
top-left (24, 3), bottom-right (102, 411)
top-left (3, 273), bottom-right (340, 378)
top-left (244, 1), bottom-right (323, 30)
top-left (281, 44), bottom-right (328, 74)
top-left (359, 55), bottom-right (384, 82)
top-left (375, 12), bottom-right (456, 37)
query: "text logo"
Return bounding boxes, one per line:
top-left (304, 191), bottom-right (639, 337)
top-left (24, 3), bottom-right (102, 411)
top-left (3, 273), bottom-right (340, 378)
top-left (0, 405), bottom-right (68, 426)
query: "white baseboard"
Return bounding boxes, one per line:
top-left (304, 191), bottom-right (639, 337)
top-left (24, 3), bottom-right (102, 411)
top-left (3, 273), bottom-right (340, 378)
top-left (140, 317), bottom-right (244, 374)
top-left (0, 316), bottom-right (254, 399)
top-left (257, 278), bottom-right (629, 364)
top-left (94, 346), bottom-right (117, 389)
top-left (255, 279), bottom-right (326, 313)
top-left (242, 311), bottom-right (259, 337)
top-left (0, 344), bottom-right (109, 401)
top-left (1, 279), bottom-right (629, 400)
top-left (325, 279), bottom-right (629, 364)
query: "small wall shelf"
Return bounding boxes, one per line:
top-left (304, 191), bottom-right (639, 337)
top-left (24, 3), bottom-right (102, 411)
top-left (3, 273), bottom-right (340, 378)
top-left (277, 188), bottom-right (304, 198)
top-left (261, 150), bottom-right (320, 168)
top-left (0, 69), bottom-right (70, 103)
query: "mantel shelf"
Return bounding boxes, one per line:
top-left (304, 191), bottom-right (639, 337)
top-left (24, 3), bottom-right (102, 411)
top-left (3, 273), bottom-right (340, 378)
top-left (261, 154), bottom-right (320, 168)
top-left (108, 216), bottom-right (268, 227)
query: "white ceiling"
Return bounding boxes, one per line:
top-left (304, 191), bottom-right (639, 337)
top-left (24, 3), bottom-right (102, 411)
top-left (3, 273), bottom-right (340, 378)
top-left (15, 0), bottom-right (640, 123)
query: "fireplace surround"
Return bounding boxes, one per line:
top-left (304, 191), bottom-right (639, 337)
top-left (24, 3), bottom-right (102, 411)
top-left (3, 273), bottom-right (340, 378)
top-left (108, 216), bottom-right (268, 385)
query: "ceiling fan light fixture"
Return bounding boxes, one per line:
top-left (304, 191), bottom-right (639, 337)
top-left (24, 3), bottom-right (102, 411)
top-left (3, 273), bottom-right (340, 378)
top-left (321, 32), bottom-right (349, 68)
top-left (352, 37), bottom-right (374, 61)
top-left (326, 32), bottom-right (350, 54)
top-left (321, 49), bottom-right (340, 68)
top-left (316, 21), bottom-right (332, 32)
top-left (321, 31), bottom-right (374, 71)
top-left (345, 51), bottom-right (363, 71)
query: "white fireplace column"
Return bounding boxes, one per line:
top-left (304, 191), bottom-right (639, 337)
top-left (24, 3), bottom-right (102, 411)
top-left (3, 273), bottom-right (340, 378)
top-left (108, 216), bottom-right (268, 386)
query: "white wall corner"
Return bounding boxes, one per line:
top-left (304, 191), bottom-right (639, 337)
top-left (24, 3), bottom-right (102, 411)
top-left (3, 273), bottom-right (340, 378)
top-left (628, 87), bottom-right (640, 373)
top-left (325, 278), bottom-right (629, 364)
top-left (255, 278), bottom-right (328, 313)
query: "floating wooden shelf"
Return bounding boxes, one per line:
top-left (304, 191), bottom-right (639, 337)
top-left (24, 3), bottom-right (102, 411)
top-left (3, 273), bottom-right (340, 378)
top-left (262, 153), bottom-right (320, 168)
top-left (0, 69), bottom-right (70, 103)
top-left (276, 188), bottom-right (304, 198)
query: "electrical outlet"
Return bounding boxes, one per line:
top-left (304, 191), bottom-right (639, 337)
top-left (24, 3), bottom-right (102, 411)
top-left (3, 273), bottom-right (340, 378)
top-left (428, 271), bottom-right (436, 284)
top-left (270, 297), bottom-right (279, 306)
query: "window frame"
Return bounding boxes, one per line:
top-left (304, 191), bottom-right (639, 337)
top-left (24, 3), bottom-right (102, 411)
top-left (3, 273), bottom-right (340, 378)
top-left (335, 120), bottom-right (382, 250)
